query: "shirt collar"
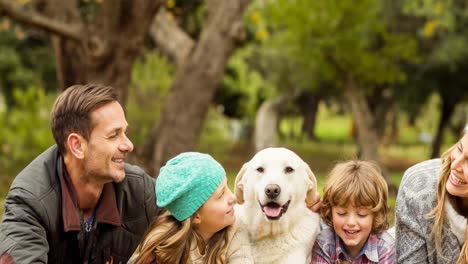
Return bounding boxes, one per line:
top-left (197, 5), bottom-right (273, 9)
top-left (362, 234), bottom-right (379, 262)
top-left (58, 156), bottom-right (122, 232)
top-left (335, 233), bottom-right (379, 262)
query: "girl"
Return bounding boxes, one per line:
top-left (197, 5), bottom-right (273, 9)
top-left (130, 152), bottom-right (253, 264)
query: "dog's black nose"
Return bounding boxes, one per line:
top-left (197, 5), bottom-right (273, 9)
top-left (265, 184), bottom-right (281, 199)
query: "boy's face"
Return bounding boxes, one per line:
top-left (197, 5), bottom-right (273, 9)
top-left (332, 205), bottom-right (373, 259)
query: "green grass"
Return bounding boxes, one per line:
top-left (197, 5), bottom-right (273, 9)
top-left (314, 110), bottom-right (353, 143)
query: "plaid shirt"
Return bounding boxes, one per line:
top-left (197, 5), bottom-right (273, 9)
top-left (311, 227), bottom-right (395, 264)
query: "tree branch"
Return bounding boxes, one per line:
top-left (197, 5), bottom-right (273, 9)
top-left (150, 7), bottom-right (194, 66)
top-left (100, 0), bottom-right (122, 33)
top-left (0, 0), bottom-right (82, 41)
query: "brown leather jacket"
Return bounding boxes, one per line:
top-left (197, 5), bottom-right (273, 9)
top-left (0, 145), bottom-right (160, 264)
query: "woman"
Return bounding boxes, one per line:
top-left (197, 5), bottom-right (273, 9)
top-left (129, 152), bottom-right (253, 264)
top-left (396, 125), bottom-right (468, 263)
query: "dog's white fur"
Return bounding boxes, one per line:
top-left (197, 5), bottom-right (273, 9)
top-left (234, 148), bottom-right (320, 264)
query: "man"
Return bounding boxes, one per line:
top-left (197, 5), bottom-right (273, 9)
top-left (0, 84), bottom-right (159, 263)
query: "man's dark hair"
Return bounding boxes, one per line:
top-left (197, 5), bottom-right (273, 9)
top-left (50, 84), bottom-right (118, 154)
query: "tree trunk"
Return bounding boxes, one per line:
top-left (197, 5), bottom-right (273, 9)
top-left (431, 99), bottom-right (456, 158)
top-left (297, 91), bottom-right (320, 140)
top-left (343, 76), bottom-right (393, 187)
top-left (254, 97), bottom-right (284, 152)
top-left (51, 0), bottom-right (161, 107)
top-left (344, 79), bottom-right (379, 160)
top-left (43, 0), bottom-right (86, 90)
top-left (142, 0), bottom-right (252, 175)
top-left (367, 87), bottom-right (395, 141)
top-left (150, 8), bottom-right (195, 67)
top-left (0, 0), bottom-right (162, 107)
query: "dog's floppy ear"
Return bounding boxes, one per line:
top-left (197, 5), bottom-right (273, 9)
top-left (234, 163), bottom-right (248, 204)
top-left (305, 162), bottom-right (318, 207)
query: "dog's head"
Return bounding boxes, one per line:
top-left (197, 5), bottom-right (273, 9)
top-left (235, 147), bottom-right (317, 221)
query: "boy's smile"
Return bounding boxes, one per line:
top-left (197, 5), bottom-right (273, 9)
top-left (332, 205), bottom-right (373, 259)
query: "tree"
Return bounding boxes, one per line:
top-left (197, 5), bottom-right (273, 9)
top-left (0, 0), bottom-right (162, 106)
top-left (417, 64), bottom-right (468, 158)
top-left (296, 90), bottom-right (322, 140)
top-left (254, 91), bottom-right (300, 151)
top-left (0, 26), bottom-right (55, 109)
top-left (214, 45), bottom-right (269, 120)
top-left (252, 0), bottom-right (418, 188)
top-left (399, 0), bottom-right (468, 157)
top-left (386, 0), bottom-right (468, 156)
top-left (142, 0), bottom-right (252, 174)
top-left (1, 0), bottom-right (253, 175)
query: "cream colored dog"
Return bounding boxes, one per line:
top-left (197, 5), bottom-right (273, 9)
top-left (234, 147), bottom-right (320, 264)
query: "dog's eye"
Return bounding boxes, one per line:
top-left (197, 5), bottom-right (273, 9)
top-left (285, 166), bottom-right (294, 173)
top-left (256, 167), bottom-right (264, 173)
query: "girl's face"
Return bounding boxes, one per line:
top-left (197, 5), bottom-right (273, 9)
top-left (447, 132), bottom-right (468, 202)
top-left (332, 205), bottom-right (374, 259)
top-left (194, 178), bottom-right (236, 241)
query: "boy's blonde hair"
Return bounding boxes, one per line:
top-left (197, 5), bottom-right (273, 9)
top-left (321, 160), bottom-right (389, 234)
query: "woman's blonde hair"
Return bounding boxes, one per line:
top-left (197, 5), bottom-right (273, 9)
top-left (429, 142), bottom-right (468, 264)
top-left (321, 160), bottom-right (389, 234)
top-left (132, 210), bottom-right (231, 264)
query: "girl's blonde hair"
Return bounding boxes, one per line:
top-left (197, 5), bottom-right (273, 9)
top-left (132, 210), bottom-right (231, 264)
top-left (321, 160), bottom-right (389, 233)
top-left (429, 142), bottom-right (468, 264)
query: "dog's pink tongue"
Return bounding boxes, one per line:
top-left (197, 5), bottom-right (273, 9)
top-left (264, 206), bottom-right (282, 217)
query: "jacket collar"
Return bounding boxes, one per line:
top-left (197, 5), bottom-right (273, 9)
top-left (58, 156), bottom-right (122, 232)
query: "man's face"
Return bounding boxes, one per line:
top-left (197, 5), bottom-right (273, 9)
top-left (82, 101), bottom-right (134, 184)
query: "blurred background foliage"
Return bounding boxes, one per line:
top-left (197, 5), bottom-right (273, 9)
top-left (1, 0), bottom-right (467, 222)
top-left (127, 52), bottom-right (174, 150)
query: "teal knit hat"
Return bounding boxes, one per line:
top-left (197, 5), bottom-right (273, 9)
top-left (156, 152), bottom-right (225, 221)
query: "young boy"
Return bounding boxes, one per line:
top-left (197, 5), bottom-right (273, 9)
top-left (311, 160), bottom-right (395, 263)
